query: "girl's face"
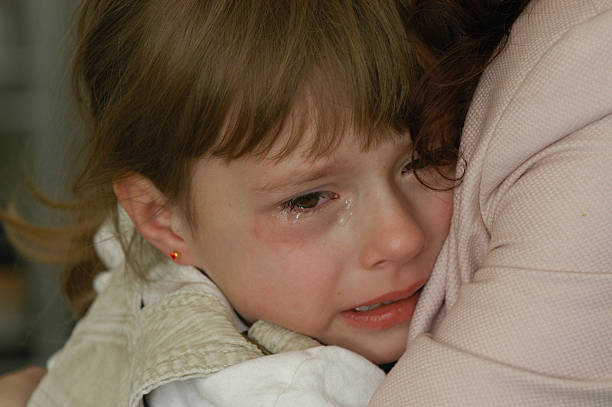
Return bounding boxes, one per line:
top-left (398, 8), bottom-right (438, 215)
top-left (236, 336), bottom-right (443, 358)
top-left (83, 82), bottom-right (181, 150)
top-left (182, 130), bottom-right (452, 364)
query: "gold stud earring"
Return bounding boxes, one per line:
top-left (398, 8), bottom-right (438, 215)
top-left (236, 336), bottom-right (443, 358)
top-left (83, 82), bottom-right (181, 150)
top-left (170, 251), bottom-right (180, 261)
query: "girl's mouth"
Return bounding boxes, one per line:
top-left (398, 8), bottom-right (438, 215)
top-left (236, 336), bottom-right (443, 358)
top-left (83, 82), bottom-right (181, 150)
top-left (353, 300), bottom-right (396, 312)
top-left (341, 283), bottom-right (425, 330)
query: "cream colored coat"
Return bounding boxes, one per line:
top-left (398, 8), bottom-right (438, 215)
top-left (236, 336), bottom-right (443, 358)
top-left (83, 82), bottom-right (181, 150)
top-left (27, 215), bottom-right (383, 407)
top-left (370, 0), bottom-right (612, 405)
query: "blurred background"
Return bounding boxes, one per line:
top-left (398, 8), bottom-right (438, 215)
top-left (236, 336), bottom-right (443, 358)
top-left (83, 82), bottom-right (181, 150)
top-left (1, 0), bottom-right (79, 374)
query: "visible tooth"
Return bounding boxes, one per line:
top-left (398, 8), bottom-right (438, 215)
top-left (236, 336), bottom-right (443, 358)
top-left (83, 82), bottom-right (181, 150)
top-left (354, 300), bottom-right (397, 312)
top-left (354, 303), bottom-right (382, 312)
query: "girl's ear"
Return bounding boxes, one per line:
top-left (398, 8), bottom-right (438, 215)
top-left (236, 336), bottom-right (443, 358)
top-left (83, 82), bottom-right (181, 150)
top-left (113, 174), bottom-right (196, 266)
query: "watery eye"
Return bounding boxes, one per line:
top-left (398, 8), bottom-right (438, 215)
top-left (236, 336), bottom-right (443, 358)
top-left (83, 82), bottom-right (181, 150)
top-left (284, 191), bottom-right (339, 212)
top-left (291, 192), bottom-right (324, 210)
top-left (401, 157), bottom-right (423, 175)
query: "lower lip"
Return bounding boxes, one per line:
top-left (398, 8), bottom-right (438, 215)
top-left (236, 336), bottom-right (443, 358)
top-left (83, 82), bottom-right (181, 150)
top-left (341, 290), bottom-right (421, 330)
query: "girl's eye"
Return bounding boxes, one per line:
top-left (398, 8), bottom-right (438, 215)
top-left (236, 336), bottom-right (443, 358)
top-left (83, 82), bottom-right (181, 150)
top-left (401, 157), bottom-right (424, 175)
top-left (281, 191), bottom-right (339, 212)
top-left (292, 193), bottom-right (321, 209)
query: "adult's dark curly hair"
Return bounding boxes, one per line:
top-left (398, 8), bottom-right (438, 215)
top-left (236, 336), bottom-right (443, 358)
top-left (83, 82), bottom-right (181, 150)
top-left (406, 0), bottom-right (531, 185)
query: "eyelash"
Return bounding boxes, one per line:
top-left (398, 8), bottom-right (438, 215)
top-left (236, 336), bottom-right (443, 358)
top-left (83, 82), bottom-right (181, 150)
top-left (280, 191), bottom-right (340, 214)
top-left (401, 157), bottom-right (423, 175)
top-left (277, 156), bottom-right (422, 217)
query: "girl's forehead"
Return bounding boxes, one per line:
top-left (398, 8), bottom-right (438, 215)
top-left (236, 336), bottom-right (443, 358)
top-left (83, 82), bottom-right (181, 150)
top-left (245, 101), bottom-right (408, 163)
top-left (260, 125), bottom-right (410, 171)
top-left (211, 68), bottom-right (410, 163)
top-left (228, 131), bottom-right (412, 197)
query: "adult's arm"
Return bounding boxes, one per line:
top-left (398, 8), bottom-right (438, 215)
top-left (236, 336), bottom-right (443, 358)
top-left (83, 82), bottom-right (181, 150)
top-left (0, 367), bottom-right (46, 407)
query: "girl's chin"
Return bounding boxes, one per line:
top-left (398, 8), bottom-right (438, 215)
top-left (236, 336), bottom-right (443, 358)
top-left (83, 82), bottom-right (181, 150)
top-left (310, 323), bottom-right (409, 364)
top-left (345, 341), bottom-right (406, 365)
top-left (367, 350), bottom-right (404, 365)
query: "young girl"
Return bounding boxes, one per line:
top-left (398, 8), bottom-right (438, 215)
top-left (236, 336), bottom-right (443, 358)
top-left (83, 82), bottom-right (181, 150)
top-left (4, 1), bottom-right (454, 406)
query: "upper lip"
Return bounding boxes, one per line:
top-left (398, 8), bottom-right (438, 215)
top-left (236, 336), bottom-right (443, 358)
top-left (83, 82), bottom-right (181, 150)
top-left (346, 279), bottom-right (427, 310)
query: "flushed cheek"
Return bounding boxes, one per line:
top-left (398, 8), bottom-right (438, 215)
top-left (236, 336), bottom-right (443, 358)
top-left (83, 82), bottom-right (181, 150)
top-left (241, 274), bottom-right (340, 336)
top-left (419, 190), bottom-right (453, 231)
top-left (250, 217), bottom-right (347, 297)
top-left (241, 222), bottom-right (344, 332)
top-left (434, 188), bottom-right (453, 212)
top-left (435, 192), bottom-right (454, 234)
top-left (252, 209), bottom-right (338, 245)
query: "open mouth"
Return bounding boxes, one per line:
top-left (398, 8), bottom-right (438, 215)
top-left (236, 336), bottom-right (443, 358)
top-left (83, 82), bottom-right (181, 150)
top-left (351, 286), bottom-right (424, 311)
top-left (353, 299), bottom-right (397, 312)
top-left (341, 283), bottom-right (425, 330)
top-left (349, 281), bottom-right (425, 312)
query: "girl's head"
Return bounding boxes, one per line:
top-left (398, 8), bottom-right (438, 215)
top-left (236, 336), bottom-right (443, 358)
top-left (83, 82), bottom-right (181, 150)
top-left (71, 0), bottom-right (452, 363)
top-left (73, 0), bottom-right (418, 215)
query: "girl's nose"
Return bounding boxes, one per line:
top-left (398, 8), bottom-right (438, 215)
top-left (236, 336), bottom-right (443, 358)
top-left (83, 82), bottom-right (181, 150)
top-left (359, 193), bottom-right (426, 270)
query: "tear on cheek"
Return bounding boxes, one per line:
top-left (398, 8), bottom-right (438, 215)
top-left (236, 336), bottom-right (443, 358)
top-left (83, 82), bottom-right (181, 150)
top-left (336, 198), bottom-right (353, 226)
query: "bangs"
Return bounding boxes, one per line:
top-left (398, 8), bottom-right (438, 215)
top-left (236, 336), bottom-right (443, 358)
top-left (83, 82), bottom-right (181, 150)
top-left (178, 0), bottom-right (416, 161)
top-left (81, 0), bottom-right (418, 211)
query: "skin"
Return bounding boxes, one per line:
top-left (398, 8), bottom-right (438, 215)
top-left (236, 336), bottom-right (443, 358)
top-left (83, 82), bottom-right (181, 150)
top-left (0, 367), bottom-right (46, 407)
top-left (117, 127), bottom-right (453, 365)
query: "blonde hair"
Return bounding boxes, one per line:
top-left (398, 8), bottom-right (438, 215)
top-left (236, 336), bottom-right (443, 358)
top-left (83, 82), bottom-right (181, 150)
top-left (2, 0), bottom-right (417, 317)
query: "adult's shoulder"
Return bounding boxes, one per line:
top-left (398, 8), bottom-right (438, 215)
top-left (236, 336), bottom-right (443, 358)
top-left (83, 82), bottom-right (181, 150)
top-left (460, 0), bottom-right (612, 191)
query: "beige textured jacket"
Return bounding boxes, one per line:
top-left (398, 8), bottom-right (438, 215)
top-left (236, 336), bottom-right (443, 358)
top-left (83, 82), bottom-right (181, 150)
top-left (370, 0), bottom-right (612, 405)
top-left (26, 215), bottom-right (324, 407)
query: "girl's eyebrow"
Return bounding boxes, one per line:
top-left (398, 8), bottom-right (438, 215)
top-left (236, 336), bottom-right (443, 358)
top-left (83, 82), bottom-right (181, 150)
top-left (255, 162), bottom-right (341, 194)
